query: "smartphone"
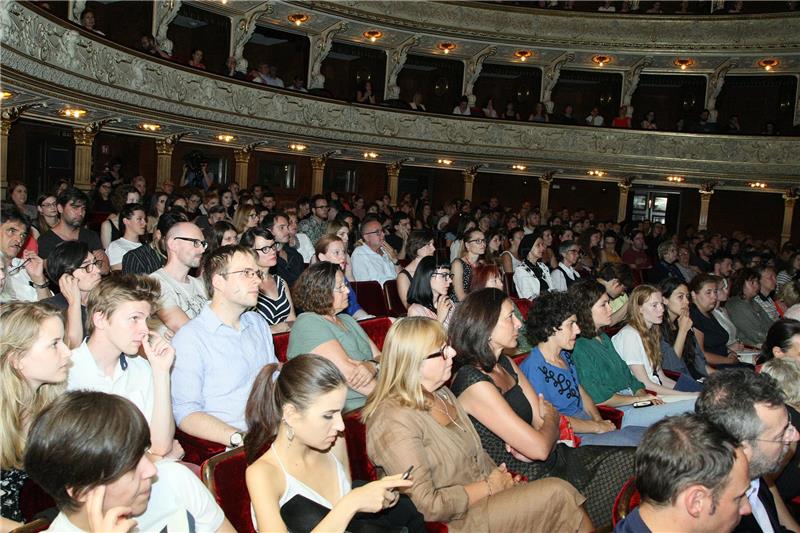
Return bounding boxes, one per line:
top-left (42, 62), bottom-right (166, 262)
top-left (632, 400), bottom-right (653, 408)
top-left (402, 465), bottom-right (414, 480)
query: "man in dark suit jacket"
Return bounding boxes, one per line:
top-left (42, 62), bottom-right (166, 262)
top-left (696, 370), bottom-right (800, 533)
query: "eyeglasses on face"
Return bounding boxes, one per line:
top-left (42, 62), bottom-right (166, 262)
top-left (467, 238), bottom-right (485, 244)
top-left (363, 229), bottom-right (384, 236)
top-left (40, 201), bottom-right (58, 208)
top-left (222, 268), bottom-right (264, 280)
top-left (333, 283), bottom-right (349, 293)
top-left (254, 243), bottom-right (277, 254)
top-left (74, 259), bottom-right (102, 274)
top-left (753, 423), bottom-right (797, 444)
top-left (431, 272), bottom-right (453, 280)
top-left (424, 346), bottom-right (452, 360)
top-left (173, 237), bottom-right (208, 249)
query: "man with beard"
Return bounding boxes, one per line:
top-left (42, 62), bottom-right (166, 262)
top-left (151, 222), bottom-right (209, 336)
top-left (38, 188), bottom-right (108, 272)
top-left (696, 370), bottom-right (800, 533)
top-left (0, 205), bottom-right (51, 302)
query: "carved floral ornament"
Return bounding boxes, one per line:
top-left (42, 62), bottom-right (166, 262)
top-left (1, 1), bottom-right (799, 188)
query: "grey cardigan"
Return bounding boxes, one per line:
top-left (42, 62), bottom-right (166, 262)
top-left (726, 296), bottom-right (773, 346)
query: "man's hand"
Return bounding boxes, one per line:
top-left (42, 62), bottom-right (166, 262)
top-left (141, 332), bottom-right (175, 373)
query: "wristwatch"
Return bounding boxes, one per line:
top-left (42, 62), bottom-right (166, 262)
top-left (229, 431), bottom-right (244, 448)
top-left (28, 280), bottom-right (49, 289)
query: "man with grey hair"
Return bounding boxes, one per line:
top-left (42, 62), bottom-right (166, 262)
top-left (696, 369), bottom-right (799, 533)
top-left (648, 240), bottom-right (685, 284)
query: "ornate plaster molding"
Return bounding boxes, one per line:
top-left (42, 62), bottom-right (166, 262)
top-left (1, 2), bottom-right (798, 185)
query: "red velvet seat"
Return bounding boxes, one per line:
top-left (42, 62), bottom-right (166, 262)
top-left (273, 331), bottom-right (290, 363)
top-left (511, 297), bottom-right (531, 320)
top-left (175, 427), bottom-right (226, 466)
top-left (663, 368), bottom-right (681, 381)
top-left (383, 279), bottom-right (407, 318)
top-left (19, 479), bottom-right (55, 523)
top-left (358, 316), bottom-right (393, 350)
top-left (597, 405), bottom-right (624, 429)
top-left (612, 477), bottom-right (640, 526)
top-left (350, 281), bottom-right (389, 317)
top-left (504, 272), bottom-right (518, 298)
top-left (201, 447), bottom-right (256, 533)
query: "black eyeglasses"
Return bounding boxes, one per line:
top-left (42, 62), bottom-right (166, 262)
top-left (74, 259), bottom-right (102, 274)
top-left (431, 272), bottom-right (453, 280)
top-left (425, 347), bottom-right (450, 360)
top-left (315, 204), bottom-right (329, 210)
top-left (173, 237), bottom-right (208, 249)
top-left (467, 238), bottom-right (485, 244)
top-left (253, 243), bottom-right (277, 254)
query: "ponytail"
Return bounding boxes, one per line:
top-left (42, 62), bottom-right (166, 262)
top-left (245, 363), bottom-right (281, 464)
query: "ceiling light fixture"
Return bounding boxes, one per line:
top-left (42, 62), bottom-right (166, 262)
top-left (757, 58), bottom-right (779, 71)
top-left (514, 50), bottom-right (533, 62)
top-left (673, 58), bottom-right (694, 70)
top-left (288, 13), bottom-right (309, 26)
top-left (139, 123), bottom-right (161, 132)
top-left (289, 143), bottom-right (307, 151)
top-left (748, 181), bottom-right (767, 189)
top-left (59, 108), bottom-right (87, 119)
top-left (1, 91), bottom-right (15, 100)
top-left (216, 134), bottom-right (235, 142)
top-left (666, 175), bottom-right (685, 183)
top-left (437, 159), bottom-right (453, 165)
top-left (363, 30), bottom-right (383, 43)
top-left (363, 151), bottom-right (379, 159)
top-left (511, 164), bottom-right (527, 171)
top-left (592, 55), bottom-right (612, 67)
top-left (437, 42), bottom-right (456, 55)
top-left (587, 170), bottom-right (607, 177)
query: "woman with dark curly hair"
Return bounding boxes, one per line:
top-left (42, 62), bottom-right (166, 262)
top-left (568, 280), bottom-right (695, 428)
top-left (287, 262), bottom-right (380, 411)
top-left (519, 291), bottom-right (647, 447)
top-left (449, 288), bottom-right (635, 527)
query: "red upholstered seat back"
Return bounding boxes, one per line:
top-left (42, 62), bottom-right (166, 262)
top-left (176, 428), bottom-right (226, 466)
top-left (504, 272), bottom-right (518, 298)
top-left (612, 477), bottom-right (640, 526)
top-left (202, 447), bottom-right (256, 533)
top-left (383, 279), bottom-right (407, 317)
top-left (597, 405), bottom-right (624, 429)
top-left (343, 409), bottom-right (379, 482)
top-left (273, 331), bottom-right (290, 363)
top-left (350, 281), bottom-right (389, 317)
top-left (20, 479), bottom-right (55, 523)
top-left (358, 316), bottom-right (393, 350)
top-left (511, 297), bottom-right (531, 320)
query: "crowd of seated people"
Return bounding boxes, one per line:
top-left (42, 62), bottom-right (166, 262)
top-left (1, 168), bottom-right (799, 533)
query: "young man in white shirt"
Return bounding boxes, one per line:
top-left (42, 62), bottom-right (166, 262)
top-left (151, 221), bottom-right (209, 335)
top-left (67, 274), bottom-right (180, 459)
top-left (25, 391), bottom-right (234, 533)
top-left (106, 203), bottom-right (146, 270)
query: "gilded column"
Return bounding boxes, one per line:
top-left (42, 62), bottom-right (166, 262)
top-left (617, 180), bottom-right (632, 223)
top-left (539, 172), bottom-right (554, 214)
top-left (781, 191), bottom-right (798, 246)
top-left (155, 139), bottom-right (175, 188)
top-left (386, 163), bottom-right (401, 207)
top-left (310, 157), bottom-right (326, 196)
top-left (0, 119), bottom-right (11, 195)
top-left (462, 169), bottom-right (476, 202)
top-left (698, 189), bottom-right (714, 231)
top-left (73, 128), bottom-right (96, 190)
top-left (234, 149), bottom-right (251, 189)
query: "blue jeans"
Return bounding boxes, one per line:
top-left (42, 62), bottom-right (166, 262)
top-left (618, 398), bottom-right (697, 428)
top-left (574, 411), bottom-right (647, 447)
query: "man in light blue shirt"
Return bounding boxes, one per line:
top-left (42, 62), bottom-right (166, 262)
top-left (171, 245), bottom-right (276, 447)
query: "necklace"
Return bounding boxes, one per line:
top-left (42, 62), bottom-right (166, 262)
top-left (432, 390), bottom-right (467, 432)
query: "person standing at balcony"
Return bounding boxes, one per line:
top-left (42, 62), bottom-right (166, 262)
top-left (693, 109), bottom-right (717, 133)
top-left (586, 106), bottom-right (605, 126)
top-left (188, 48), bottom-right (206, 70)
top-left (482, 96), bottom-right (498, 118)
top-left (453, 95), bottom-right (471, 116)
top-left (357, 81), bottom-right (378, 104)
top-left (289, 75), bottom-right (308, 93)
top-left (251, 63), bottom-right (271, 84)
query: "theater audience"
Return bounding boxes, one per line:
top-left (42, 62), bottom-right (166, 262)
top-left (263, 212), bottom-right (305, 287)
top-left (614, 414), bottom-right (751, 533)
top-left (356, 81), bottom-right (377, 104)
top-left (315, 235), bottom-right (370, 320)
top-left (106, 202), bottom-right (146, 270)
top-left (151, 222), bottom-right (208, 335)
top-left (68, 275), bottom-right (179, 458)
top-left (171, 245), bottom-right (277, 446)
top-left (396, 229), bottom-right (435, 308)
top-left (406, 256), bottom-right (455, 328)
top-left (34, 193), bottom-right (60, 237)
top-left (500, 226), bottom-right (524, 274)
top-left (188, 48), bottom-right (206, 70)
top-left (449, 288), bottom-right (635, 526)
top-left (550, 240), bottom-right (582, 291)
top-left (206, 219), bottom-right (238, 253)
top-left (240, 227), bottom-right (295, 333)
top-left (352, 217), bottom-right (400, 286)
top-left (777, 253), bottom-right (799, 290)
top-left (385, 211), bottom-right (411, 260)
top-left (43, 241), bottom-right (101, 347)
top-left (695, 370), bottom-right (800, 533)
top-left (712, 275), bottom-right (745, 350)
top-left (0, 303), bottom-right (69, 530)
top-left (727, 268), bottom-right (774, 347)
top-left (754, 265), bottom-right (781, 321)
top-left (648, 240), bottom-right (684, 283)
top-left (245, 354), bottom-right (421, 532)
top-left (25, 391), bottom-right (234, 532)
top-left (612, 285), bottom-right (702, 395)
top-left (0, 206), bottom-right (50, 303)
top-left (233, 204), bottom-right (259, 234)
top-left (471, 263), bottom-right (534, 355)
top-left (99, 184), bottom-right (140, 250)
top-left (675, 244), bottom-right (700, 282)
top-left (688, 274), bottom-right (744, 369)
top-left (288, 262), bottom-right (380, 411)
top-left (659, 277), bottom-right (712, 378)
top-left (365, 317), bottom-right (592, 532)
top-left (299, 195), bottom-right (330, 246)
top-left (600, 230), bottom-right (622, 264)
top-left (520, 291), bottom-right (647, 446)
top-left (123, 210), bottom-right (185, 275)
top-left (513, 228), bottom-right (552, 300)
top-left (622, 230), bottom-right (652, 269)
top-left (7, 181), bottom-right (36, 221)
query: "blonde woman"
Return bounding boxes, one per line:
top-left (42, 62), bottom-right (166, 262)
top-left (611, 285), bottom-right (700, 397)
top-left (363, 317), bottom-right (591, 533)
top-left (232, 204), bottom-right (259, 234)
top-left (1, 303), bottom-right (70, 529)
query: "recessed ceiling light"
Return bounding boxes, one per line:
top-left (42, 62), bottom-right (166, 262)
top-left (139, 123), bottom-right (161, 132)
top-left (59, 108), bottom-right (87, 119)
top-left (437, 42), bottom-right (456, 55)
top-left (216, 134), bottom-right (235, 142)
top-left (437, 158), bottom-right (453, 165)
top-left (288, 13), bottom-right (309, 26)
top-left (591, 55), bottom-right (612, 67)
top-left (363, 151), bottom-right (379, 159)
top-left (289, 143), bottom-right (308, 151)
top-left (514, 50), bottom-right (533, 62)
top-left (673, 58), bottom-right (694, 70)
top-left (363, 30), bottom-right (383, 43)
top-left (757, 58), bottom-right (779, 71)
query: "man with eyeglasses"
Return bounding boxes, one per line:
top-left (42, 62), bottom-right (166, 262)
top-left (171, 245), bottom-right (277, 447)
top-left (151, 222), bottom-right (209, 337)
top-left (352, 216), bottom-right (400, 286)
top-left (0, 205), bottom-right (51, 303)
top-left (696, 369), bottom-right (800, 533)
top-left (297, 194), bottom-right (329, 246)
top-left (550, 240), bottom-right (582, 292)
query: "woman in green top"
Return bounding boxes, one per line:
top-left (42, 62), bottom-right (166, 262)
top-left (568, 280), bottom-right (695, 428)
top-left (287, 262), bottom-right (380, 411)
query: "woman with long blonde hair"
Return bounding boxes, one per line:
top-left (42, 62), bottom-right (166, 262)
top-left (611, 285), bottom-right (699, 396)
top-left (364, 317), bottom-right (591, 533)
top-left (1, 302), bottom-right (70, 529)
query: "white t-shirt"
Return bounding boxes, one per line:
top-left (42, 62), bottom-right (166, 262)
top-left (151, 269), bottom-right (208, 320)
top-left (612, 325), bottom-right (661, 385)
top-left (67, 341), bottom-right (155, 422)
top-left (46, 461), bottom-right (224, 532)
top-left (295, 233), bottom-right (315, 263)
top-left (107, 237), bottom-right (142, 266)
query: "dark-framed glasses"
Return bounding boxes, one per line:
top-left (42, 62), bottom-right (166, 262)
top-left (425, 347), bottom-right (451, 360)
top-left (254, 243), bottom-right (278, 254)
top-left (467, 238), bottom-right (486, 244)
top-left (222, 268), bottom-right (264, 280)
top-left (173, 237), bottom-right (208, 249)
top-left (74, 259), bottom-right (102, 274)
top-left (431, 272), bottom-right (453, 280)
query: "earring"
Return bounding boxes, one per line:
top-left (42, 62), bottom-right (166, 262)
top-left (283, 419), bottom-right (295, 441)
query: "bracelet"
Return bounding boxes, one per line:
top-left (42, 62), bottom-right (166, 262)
top-left (485, 479), bottom-right (493, 497)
